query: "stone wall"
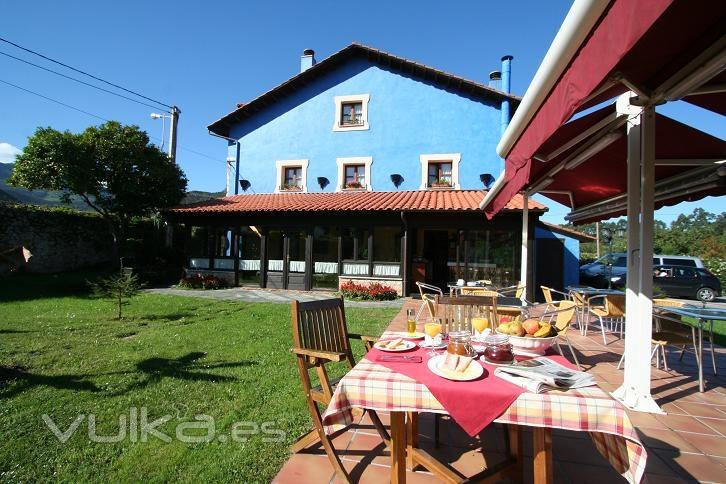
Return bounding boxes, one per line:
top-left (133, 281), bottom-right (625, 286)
top-left (0, 204), bottom-right (112, 274)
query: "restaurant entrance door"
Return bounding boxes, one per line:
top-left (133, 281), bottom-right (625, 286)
top-left (265, 229), bottom-right (309, 290)
top-left (423, 230), bottom-right (450, 291)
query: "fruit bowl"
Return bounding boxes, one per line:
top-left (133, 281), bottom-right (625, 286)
top-left (495, 329), bottom-right (558, 356)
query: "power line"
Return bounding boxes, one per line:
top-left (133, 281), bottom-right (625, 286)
top-left (0, 77), bottom-right (110, 122)
top-left (0, 50), bottom-right (166, 111)
top-left (0, 36), bottom-right (173, 110)
top-left (0, 77), bottom-right (228, 170)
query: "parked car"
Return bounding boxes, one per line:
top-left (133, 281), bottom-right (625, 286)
top-left (580, 253), bottom-right (704, 285)
top-left (609, 264), bottom-right (721, 302)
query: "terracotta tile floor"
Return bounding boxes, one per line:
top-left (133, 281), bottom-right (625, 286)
top-left (275, 300), bottom-right (726, 483)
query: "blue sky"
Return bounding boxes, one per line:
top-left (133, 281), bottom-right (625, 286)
top-left (1, 0), bottom-right (723, 224)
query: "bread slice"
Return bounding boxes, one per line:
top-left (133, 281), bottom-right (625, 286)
top-left (385, 337), bottom-right (403, 349)
top-left (455, 355), bottom-right (473, 373)
top-left (442, 352), bottom-right (459, 371)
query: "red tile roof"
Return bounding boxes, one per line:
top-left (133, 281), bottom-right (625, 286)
top-left (167, 190), bottom-right (546, 215)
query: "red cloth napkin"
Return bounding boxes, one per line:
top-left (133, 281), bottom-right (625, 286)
top-left (369, 346), bottom-right (574, 437)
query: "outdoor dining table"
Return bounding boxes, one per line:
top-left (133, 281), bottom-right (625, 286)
top-left (566, 286), bottom-right (626, 297)
top-left (447, 283), bottom-right (497, 296)
top-left (322, 331), bottom-right (647, 483)
top-left (653, 305), bottom-right (724, 392)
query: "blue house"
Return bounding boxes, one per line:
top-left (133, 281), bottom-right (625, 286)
top-left (168, 43), bottom-right (588, 296)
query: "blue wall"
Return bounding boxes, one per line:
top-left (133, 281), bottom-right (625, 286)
top-left (225, 57), bottom-right (504, 194)
top-left (535, 226), bottom-right (580, 288)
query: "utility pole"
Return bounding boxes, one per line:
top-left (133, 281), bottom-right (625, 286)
top-left (595, 221), bottom-right (600, 258)
top-left (168, 106), bottom-right (180, 164)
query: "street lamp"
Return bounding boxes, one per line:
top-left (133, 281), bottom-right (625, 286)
top-left (150, 106), bottom-right (181, 164)
top-left (601, 228), bottom-right (614, 289)
top-left (601, 227), bottom-right (625, 289)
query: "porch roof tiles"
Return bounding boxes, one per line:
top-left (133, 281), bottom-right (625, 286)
top-left (166, 190), bottom-right (546, 215)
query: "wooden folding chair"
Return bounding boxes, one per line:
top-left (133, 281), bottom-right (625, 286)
top-left (433, 294), bottom-right (499, 333)
top-left (290, 297), bottom-right (390, 483)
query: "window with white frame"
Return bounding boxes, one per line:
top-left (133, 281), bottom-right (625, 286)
top-left (333, 94), bottom-right (370, 131)
top-left (337, 157), bottom-right (373, 191)
top-left (419, 153), bottom-right (461, 189)
top-left (275, 159), bottom-right (309, 192)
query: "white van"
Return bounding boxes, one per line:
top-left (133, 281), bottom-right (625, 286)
top-left (580, 253), bottom-right (704, 278)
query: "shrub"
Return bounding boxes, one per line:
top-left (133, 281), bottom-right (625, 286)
top-left (88, 272), bottom-right (143, 319)
top-left (177, 274), bottom-right (227, 290)
top-left (339, 280), bottom-right (398, 301)
top-left (704, 257), bottom-right (726, 288)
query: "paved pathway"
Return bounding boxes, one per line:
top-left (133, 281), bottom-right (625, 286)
top-left (144, 286), bottom-right (407, 308)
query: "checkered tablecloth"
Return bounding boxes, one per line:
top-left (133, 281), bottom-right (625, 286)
top-left (322, 356), bottom-right (647, 484)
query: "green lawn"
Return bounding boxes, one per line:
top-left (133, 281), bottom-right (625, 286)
top-left (0, 273), bottom-right (398, 482)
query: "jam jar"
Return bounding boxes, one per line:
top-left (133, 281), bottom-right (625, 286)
top-left (483, 333), bottom-right (515, 364)
top-left (446, 331), bottom-right (474, 357)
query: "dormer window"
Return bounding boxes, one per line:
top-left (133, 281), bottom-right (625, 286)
top-left (337, 157), bottom-right (373, 191)
top-left (333, 94), bottom-right (370, 131)
top-left (420, 153), bottom-right (461, 190)
top-left (275, 159), bottom-right (309, 193)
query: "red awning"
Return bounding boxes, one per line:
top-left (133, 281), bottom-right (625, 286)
top-left (527, 104), bottom-right (726, 224)
top-left (485, 0), bottom-right (726, 219)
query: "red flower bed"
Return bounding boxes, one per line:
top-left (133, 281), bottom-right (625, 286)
top-left (339, 280), bottom-right (398, 301)
top-left (177, 274), bottom-right (227, 290)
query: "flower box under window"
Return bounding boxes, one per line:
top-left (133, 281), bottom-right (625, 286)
top-left (280, 183), bottom-right (302, 192)
top-left (344, 181), bottom-right (365, 190)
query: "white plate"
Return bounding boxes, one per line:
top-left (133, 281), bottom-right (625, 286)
top-left (392, 331), bottom-right (425, 340)
top-left (427, 354), bottom-right (484, 381)
top-left (374, 340), bottom-right (417, 352)
top-left (419, 341), bottom-right (447, 350)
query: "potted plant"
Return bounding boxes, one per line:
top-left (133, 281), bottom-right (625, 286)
top-left (344, 181), bottom-right (364, 189)
top-left (429, 178), bottom-right (452, 188)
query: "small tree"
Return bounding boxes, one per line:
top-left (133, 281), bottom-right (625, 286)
top-left (8, 121), bottom-right (188, 262)
top-left (89, 271), bottom-right (143, 320)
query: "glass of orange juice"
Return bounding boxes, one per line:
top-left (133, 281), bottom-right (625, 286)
top-left (472, 316), bottom-right (489, 337)
top-left (424, 320), bottom-right (443, 354)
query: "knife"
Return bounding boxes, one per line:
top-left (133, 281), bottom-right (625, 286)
top-left (377, 355), bottom-right (422, 363)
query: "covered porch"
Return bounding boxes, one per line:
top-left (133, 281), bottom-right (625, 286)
top-left (164, 190), bottom-right (545, 296)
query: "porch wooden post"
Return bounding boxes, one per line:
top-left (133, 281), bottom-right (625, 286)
top-left (259, 229), bottom-right (268, 288)
top-left (233, 226), bottom-right (240, 286)
top-left (208, 226), bottom-right (216, 270)
top-left (305, 231), bottom-right (313, 290)
top-left (401, 213), bottom-right (410, 296)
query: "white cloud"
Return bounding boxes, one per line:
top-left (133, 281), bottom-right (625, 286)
top-left (0, 142), bottom-right (22, 164)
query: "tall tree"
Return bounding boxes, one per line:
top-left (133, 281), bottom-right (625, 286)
top-left (8, 122), bottom-right (188, 261)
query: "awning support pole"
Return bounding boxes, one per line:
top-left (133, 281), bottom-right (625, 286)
top-left (520, 192), bottom-right (529, 300)
top-left (612, 93), bottom-right (663, 414)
